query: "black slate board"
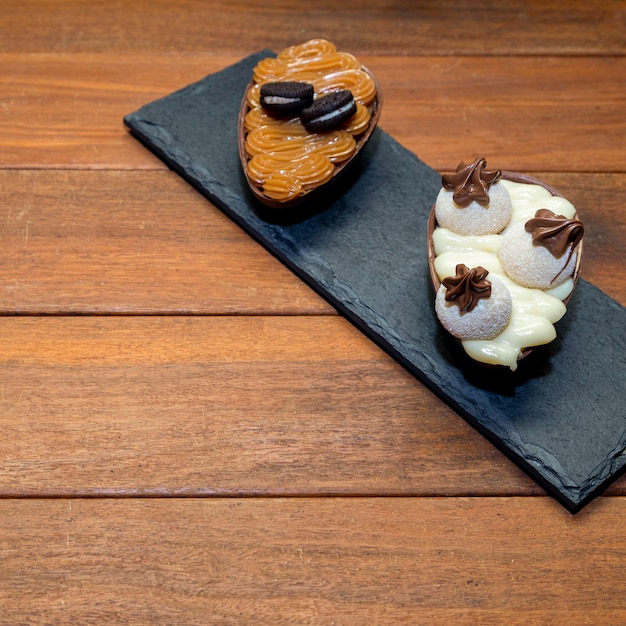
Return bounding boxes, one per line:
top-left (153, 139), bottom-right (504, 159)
top-left (124, 50), bottom-right (626, 512)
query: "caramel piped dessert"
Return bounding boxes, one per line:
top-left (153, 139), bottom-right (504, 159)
top-left (238, 39), bottom-right (382, 209)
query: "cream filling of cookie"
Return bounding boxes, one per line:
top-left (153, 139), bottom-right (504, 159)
top-left (311, 102), bottom-right (355, 125)
top-left (433, 180), bottom-right (577, 370)
top-left (263, 96), bottom-right (300, 105)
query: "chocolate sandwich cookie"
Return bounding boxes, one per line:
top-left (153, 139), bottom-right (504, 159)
top-left (299, 90), bottom-right (357, 132)
top-left (259, 81), bottom-right (314, 116)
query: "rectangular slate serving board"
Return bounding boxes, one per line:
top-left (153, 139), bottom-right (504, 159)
top-left (124, 50), bottom-right (626, 512)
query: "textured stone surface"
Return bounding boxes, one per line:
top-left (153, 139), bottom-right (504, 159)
top-left (124, 50), bottom-right (626, 512)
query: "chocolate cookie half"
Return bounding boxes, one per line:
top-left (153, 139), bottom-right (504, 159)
top-left (300, 90), bottom-right (357, 132)
top-left (260, 81), bottom-right (314, 116)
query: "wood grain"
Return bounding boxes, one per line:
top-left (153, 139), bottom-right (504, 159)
top-left (0, 315), bottom-right (545, 497)
top-left (1, 54), bottom-right (624, 172)
top-left (1, 170), bottom-right (623, 314)
top-left (0, 315), bottom-right (623, 498)
top-left (0, 170), bottom-right (331, 314)
top-left (1, 0), bottom-right (624, 56)
top-left (1, 497), bottom-right (625, 624)
top-left (1, 0), bottom-right (625, 621)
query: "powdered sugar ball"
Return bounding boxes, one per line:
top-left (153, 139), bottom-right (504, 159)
top-left (498, 223), bottom-right (578, 289)
top-left (435, 275), bottom-right (513, 340)
top-left (435, 181), bottom-right (513, 236)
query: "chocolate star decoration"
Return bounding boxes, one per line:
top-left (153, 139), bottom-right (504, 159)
top-left (525, 208), bottom-right (584, 284)
top-left (525, 208), bottom-right (584, 258)
top-left (442, 157), bottom-right (501, 208)
top-left (442, 264), bottom-right (492, 312)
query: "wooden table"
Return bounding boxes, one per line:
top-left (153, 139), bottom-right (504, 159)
top-left (1, 1), bottom-right (625, 622)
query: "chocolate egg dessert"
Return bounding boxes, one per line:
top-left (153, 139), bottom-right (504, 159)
top-left (428, 157), bottom-right (584, 370)
top-left (238, 39), bottom-right (382, 209)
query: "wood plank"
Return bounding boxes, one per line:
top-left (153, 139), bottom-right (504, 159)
top-left (1, 497), bottom-right (625, 624)
top-left (0, 315), bottom-right (539, 498)
top-left (1, 0), bottom-right (624, 56)
top-left (0, 53), bottom-right (215, 169)
top-left (1, 316), bottom-right (624, 498)
top-left (0, 1), bottom-right (622, 618)
top-left (1, 170), bottom-right (623, 314)
top-left (0, 170), bottom-right (331, 314)
top-left (1, 54), bottom-right (625, 172)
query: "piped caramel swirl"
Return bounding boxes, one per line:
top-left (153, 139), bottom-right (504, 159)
top-left (244, 39), bottom-right (376, 203)
top-left (442, 158), bottom-right (501, 208)
top-left (442, 264), bottom-right (492, 312)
